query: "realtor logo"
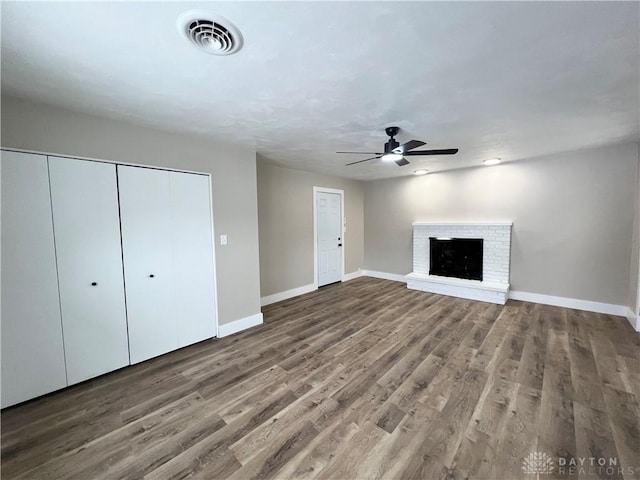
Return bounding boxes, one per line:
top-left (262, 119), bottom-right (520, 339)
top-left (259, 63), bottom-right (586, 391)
top-left (523, 451), bottom-right (555, 478)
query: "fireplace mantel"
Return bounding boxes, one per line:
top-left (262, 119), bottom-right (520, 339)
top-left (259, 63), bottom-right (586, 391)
top-left (412, 221), bottom-right (513, 227)
top-left (407, 222), bottom-right (512, 304)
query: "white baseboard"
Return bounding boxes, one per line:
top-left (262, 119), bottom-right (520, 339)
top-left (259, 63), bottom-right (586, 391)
top-left (260, 270), bottom-right (631, 320)
top-left (218, 313), bottom-right (264, 338)
top-left (361, 269), bottom-right (408, 283)
top-left (626, 307), bottom-right (639, 332)
top-left (342, 269), bottom-right (363, 282)
top-left (261, 272), bottom-right (363, 308)
top-left (509, 290), bottom-right (626, 317)
top-left (360, 269), bottom-right (629, 317)
top-left (260, 283), bottom-right (317, 307)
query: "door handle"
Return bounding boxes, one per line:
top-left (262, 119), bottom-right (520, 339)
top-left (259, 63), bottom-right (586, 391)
top-left (338, 244), bottom-right (342, 247)
top-left (149, 274), bottom-right (155, 278)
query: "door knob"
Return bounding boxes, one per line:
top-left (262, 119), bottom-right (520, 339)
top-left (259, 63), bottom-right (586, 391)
top-left (338, 244), bottom-right (342, 247)
top-left (149, 274), bottom-right (155, 278)
top-left (91, 282), bottom-right (98, 286)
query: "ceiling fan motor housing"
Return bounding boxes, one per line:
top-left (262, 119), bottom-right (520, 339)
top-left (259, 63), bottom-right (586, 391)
top-left (384, 126), bottom-right (400, 153)
top-left (384, 138), bottom-right (400, 154)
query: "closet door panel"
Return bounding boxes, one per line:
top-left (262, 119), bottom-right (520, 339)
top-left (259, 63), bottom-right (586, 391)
top-left (49, 157), bottom-right (129, 384)
top-left (1, 151), bottom-right (67, 407)
top-left (118, 166), bottom-right (177, 364)
top-left (170, 172), bottom-right (217, 347)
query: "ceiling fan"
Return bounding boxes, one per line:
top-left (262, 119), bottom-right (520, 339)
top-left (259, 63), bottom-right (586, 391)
top-left (338, 126), bottom-right (459, 167)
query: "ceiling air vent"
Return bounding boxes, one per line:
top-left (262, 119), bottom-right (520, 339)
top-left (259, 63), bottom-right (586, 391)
top-left (177, 11), bottom-right (243, 56)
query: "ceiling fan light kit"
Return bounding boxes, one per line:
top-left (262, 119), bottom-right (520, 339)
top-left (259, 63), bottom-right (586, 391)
top-left (338, 126), bottom-right (459, 169)
top-left (381, 153), bottom-right (403, 162)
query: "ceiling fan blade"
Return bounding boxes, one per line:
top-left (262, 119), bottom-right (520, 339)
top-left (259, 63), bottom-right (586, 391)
top-left (345, 155), bottom-right (382, 166)
top-left (392, 140), bottom-right (426, 154)
top-left (394, 158), bottom-right (410, 167)
top-left (404, 149), bottom-right (459, 156)
top-left (336, 151), bottom-right (383, 155)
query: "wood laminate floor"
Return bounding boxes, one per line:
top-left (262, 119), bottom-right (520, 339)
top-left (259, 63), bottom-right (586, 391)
top-left (2, 278), bottom-right (639, 480)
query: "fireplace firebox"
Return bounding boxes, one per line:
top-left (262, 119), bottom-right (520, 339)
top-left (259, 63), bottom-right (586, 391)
top-left (429, 237), bottom-right (483, 281)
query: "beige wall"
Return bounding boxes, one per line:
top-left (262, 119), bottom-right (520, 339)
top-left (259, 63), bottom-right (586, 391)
top-left (4, 95), bottom-right (635, 315)
top-left (257, 160), bottom-right (364, 297)
top-left (364, 143), bottom-right (638, 306)
top-left (1, 95), bottom-right (261, 326)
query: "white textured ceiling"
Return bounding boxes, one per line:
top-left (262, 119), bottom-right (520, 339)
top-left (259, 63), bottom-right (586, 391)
top-left (2, 1), bottom-right (638, 180)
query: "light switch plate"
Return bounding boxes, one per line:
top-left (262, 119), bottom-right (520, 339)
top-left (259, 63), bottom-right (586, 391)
top-left (220, 234), bottom-right (228, 245)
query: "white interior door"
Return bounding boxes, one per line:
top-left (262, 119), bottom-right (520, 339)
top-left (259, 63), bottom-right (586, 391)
top-left (49, 157), bottom-right (129, 384)
top-left (170, 172), bottom-right (217, 347)
top-left (118, 165), bottom-right (177, 364)
top-left (1, 151), bottom-right (67, 407)
top-left (317, 191), bottom-right (343, 287)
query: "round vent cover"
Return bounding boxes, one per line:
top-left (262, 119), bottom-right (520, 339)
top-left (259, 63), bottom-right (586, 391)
top-left (177, 11), bottom-right (243, 56)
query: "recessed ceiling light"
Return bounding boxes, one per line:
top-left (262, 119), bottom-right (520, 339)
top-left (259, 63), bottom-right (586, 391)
top-left (414, 169), bottom-right (428, 175)
top-left (381, 153), bottom-right (403, 162)
top-left (483, 158), bottom-right (501, 166)
top-left (177, 11), bottom-right (243, 56)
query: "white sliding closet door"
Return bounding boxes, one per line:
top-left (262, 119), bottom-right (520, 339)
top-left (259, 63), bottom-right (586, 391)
top-left (118, 166), bottom-right (177, 364)
top-left (1, 151), bottom-right (67, 407)
top-left (49, 157), bottom-right (129, 384)
top-left (170, 172), bottom-right (216, 347)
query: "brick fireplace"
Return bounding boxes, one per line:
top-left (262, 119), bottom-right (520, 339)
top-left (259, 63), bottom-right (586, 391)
top-left (406, 222), bottom-right (512, 304)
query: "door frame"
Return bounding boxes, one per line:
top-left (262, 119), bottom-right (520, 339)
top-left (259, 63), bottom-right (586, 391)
top-left (313, 186), bottom-right (345, 289)
top-left (207, 179), bottom-right (221, 338)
